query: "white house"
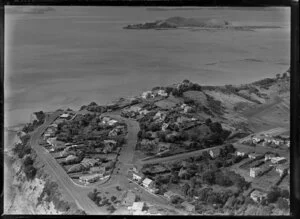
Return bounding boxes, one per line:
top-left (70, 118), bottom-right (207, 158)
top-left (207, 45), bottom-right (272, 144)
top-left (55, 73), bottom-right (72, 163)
top-left (142, 178), bottom-right (155, 189)
top-left (153, 111), bottom-right (166, 121)
top-left (252, 137), bottom-right (263, 144)
top-left (128, 202), bottom-right (145, 212)
top-left (250, 167), bottom-right (261, 178)
top-left (181, 201), bottom-right (195, 212)
top-left (183, 106), bottom-right (193, 113)
top-left (271, 157), bottom-right (287, 164)
top-left (132, 173), bottom-right (143, 182)
top-left (250, 190), bottom-right (267, 203)
top-left (60, 113), bottom-right (70, 118)
top-left (236, 149), bottom-right (248, 157)
top-left (79, 173), bottom-right (102, 184)
top-left (248, 152), bottom-right (261, 160)
top-left (142, 91), bottom-right (153, 99)
top-left (46, 137), bottom-right (57, 147)
top-left (161, 123), bottom-right (169, 131)
top-left (286, 140), bottom-right (290, 147)
top-left (157, 89), bottom-right (168, 97)
top-left (164, 191), bottom-right (180, 201)
top-left (139, 109), bottom-right (150, 116)
top-left (275, 165), bottom-right (288, 177)
top-left (108, 119), bottom-right (118, 126)
top-left (265, 153), bottom-right (276, 161)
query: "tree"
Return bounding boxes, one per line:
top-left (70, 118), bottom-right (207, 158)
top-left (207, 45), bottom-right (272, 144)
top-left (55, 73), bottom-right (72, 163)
top-left (182, 183), bottom-right (190, 196)
top-left (277, 197), bottom-right (289, 210)
top-left (23, 156), bottom-right (34, 166)
top-left (276, 73), bottom-right (281, 80)
top-left (281, 189), bottom-right (290, 199)
top-left (110, 196), bottom-right (117, 202)
top-left (107, 205), bottom-right (116, 213)
top-left (202, 170), bottom-right (215, 185)
top-left (205, 118), bottom-right (212, 126)
top-left (267, 187), bottom-right (281, 203)
top-left (24, 165), bottom-right (37, 180)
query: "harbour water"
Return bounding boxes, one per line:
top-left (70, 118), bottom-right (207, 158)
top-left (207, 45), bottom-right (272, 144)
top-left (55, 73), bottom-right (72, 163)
top-left (5, 6), bottom-right (290, 128)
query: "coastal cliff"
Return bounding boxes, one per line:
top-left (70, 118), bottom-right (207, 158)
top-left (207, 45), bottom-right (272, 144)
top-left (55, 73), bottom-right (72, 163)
top-left (4, 131), bottom-right (86, 215)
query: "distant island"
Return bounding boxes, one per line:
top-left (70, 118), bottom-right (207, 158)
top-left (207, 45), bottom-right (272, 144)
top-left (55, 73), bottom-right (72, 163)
top-left (124, 16), bottom-right (281, 31)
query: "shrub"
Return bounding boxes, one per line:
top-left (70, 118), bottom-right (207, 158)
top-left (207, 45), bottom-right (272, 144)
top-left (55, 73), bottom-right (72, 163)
top-left (277, 197), bottom-right (289, 210)
top-left (24, 165), bottom-right (37, 180)
top-left (267, 187), bottom-right (281, 203)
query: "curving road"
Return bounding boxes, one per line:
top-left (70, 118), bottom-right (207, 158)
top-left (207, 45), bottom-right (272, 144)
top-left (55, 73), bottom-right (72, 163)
top-left (30, 111), bottom-right (105, 215)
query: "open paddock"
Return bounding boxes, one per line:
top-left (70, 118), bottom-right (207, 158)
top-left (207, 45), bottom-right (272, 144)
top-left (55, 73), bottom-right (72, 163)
top-left (251, 167), bottom-right (279, 192)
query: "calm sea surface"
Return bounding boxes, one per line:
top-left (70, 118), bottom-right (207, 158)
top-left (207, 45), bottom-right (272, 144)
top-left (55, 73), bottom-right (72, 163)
top-left (5, 6), bottom-right (290, 128)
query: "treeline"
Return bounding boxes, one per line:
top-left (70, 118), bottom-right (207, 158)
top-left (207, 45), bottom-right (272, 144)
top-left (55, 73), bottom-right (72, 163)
top-left (22, 111), bottom-right (46, 133)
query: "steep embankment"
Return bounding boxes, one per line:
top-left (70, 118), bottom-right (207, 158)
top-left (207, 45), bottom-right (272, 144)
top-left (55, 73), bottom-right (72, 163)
top-left (4, 130), bottom-right (86, 215)
top-left (194, 69), bottom-right (290, 133)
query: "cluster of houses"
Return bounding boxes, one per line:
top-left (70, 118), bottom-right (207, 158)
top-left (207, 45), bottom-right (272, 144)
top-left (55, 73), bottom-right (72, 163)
top-left (41, 113), bottom-right (125, 185)
top-left (129, 170), bottom-right (196, 213)
top-left (131, 172), bottom-right (158, 194)
top-left (163, 191), bottom-right (195, 212)
top-left (43, 111), bottom-right (74, 140)
top-left (100, 116), bottom-right (119, 126)
top-left (243, 134), bottom-right (290, 148)
top-left (141, 89), bottom-right (168, 99)
top-left (121, 105), bottom-right (150, 119)
top-left (235, 148), bottom-right (289, 178)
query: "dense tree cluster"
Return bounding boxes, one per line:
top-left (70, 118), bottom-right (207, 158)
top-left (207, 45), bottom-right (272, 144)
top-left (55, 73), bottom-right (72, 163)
top-left (22, 111), bottom-right (46, 133)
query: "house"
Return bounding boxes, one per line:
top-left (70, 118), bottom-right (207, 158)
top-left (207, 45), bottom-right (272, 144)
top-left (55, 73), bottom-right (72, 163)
top-left (103, 140), bottom-right (117, 153)
top-left (286, 140), bottom-right (290, 147)
top-left (65, 155), bottom-right (78, 162)
top-left (60, 113), bottom-right (70, 119)
top-left (132, 173), bottom-right (143, 182)
top-left (108, 119), bottom-right (118, 126)
top-left (250, 190), bottom-right (267, 203)
top-left (271, 157), bottom-right (287, 164)
top-left (252, 136), bottom-right (264, 144)
top-left (248, 152), bottom-right (262, 160)
top-left (108, 126), bottom-right (124, 137)
top-left (47, 137), bottom-right (57, 147)
top-left (158, 142), bottom-right (171, 152)
top-left (153, 111), bottom-right (167, 121)
top-left (157, 89), bottom-right (168, 97)
top-left (139, 109), bottom-right (150, 116)
top-left (236, 149), bottom-right (249, 157)
top-left (209, 148), bottom-right (220, 158)
top-left (181, 201), bottom-right (195, 212)
top-left (79, 173), bottom-right (102, 184)
top-left (142, 91), bottom-right (153, 99)
top-left (250, 167), bottom-right (261, 178)
top-left (183, 106), bottom-right (193, 113)
top-left (265, 153), bottom-right (276, 161)
top-left (90, 166), bottom-right (106, 175)
top-left (129, 202), bottom-right (145, 212)
top-left (49, 123), bottom-right (58, 128)
top-left (161, 123), bottom-right (169, 131)
top-left (142, 178), bottom-right (155, 189)
top-left (164, 191), bottom-right (180, 201)
top-left (81, 158), bottom-right (98, 168)
top-left (122, 191), bottom-right (136, 206)
top-left (275, 164), bottom-right (288, 177)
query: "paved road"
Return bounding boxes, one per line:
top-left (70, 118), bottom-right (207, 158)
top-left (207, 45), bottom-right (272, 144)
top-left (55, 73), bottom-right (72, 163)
top-left (138, 145), bottom-right (225, 165)
top-left (30, 111), bottom-right (106, 215)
